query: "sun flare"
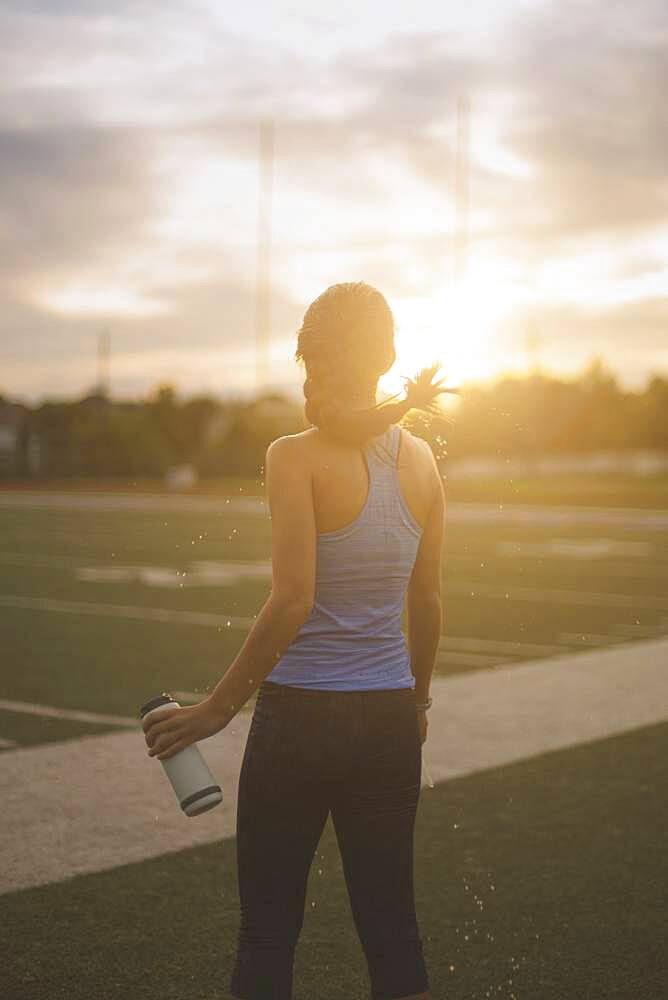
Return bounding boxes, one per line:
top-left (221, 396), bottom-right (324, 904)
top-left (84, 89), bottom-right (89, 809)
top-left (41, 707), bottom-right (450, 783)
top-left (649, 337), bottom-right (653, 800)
top-left (379, 270), bottom-right (518, 401)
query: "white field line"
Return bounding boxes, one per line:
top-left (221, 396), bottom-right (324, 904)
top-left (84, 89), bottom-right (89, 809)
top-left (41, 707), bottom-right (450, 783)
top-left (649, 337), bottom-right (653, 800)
top-left (449, 503), bottom-right (668, 529)
top-left (3, 552), bottom-right (668, 584)
top-left (1, 634), bottom-right (667, 895)
top-left (2, 491), bottom-right (668, 529)
top-left (613, 622), bottom-right (668, 637)
top-left (0, 492), bottom-right (267, 515)
top-left (436, 650), bottom-right (515, 670)
top-left (449, 580), bottom-right (668, 610)
top-left (439, 635), bottom-right (566, 657)
top-left (1, 577), bottom-right (666, 640)
top-left (0, 595), bottom-right (255, 630)
top-left (0, 738), bottom-right (17, 748)
top-left (557, 632), bottom-right (628, 647)
top-left (0, 698), bottom-right (137, 728)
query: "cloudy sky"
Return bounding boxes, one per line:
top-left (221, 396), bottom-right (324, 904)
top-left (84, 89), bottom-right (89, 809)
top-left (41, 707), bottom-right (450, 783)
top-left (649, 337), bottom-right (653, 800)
top-left (1, 0), bottom-right (666, 403)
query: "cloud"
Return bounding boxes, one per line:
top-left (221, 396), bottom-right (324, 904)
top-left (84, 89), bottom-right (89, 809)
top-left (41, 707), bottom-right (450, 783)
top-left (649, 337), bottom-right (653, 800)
top-left (0, 0), bottom-right (666, 402)
top-left (496, 1), bottom-right (668, 242)
top-left (0, 125), bottom-right (161, 290)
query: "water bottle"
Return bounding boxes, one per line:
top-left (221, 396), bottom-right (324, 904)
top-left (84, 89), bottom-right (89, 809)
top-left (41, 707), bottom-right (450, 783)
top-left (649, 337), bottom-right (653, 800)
top-left (139, 693), bottom-right (223, 817)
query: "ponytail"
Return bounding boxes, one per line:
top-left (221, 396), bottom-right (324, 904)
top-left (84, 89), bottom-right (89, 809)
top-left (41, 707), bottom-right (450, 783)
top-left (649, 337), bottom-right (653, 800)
top-left (295, 282), bottom-right (459, 446)
top-left (305, 363), bottom-right (459, 446)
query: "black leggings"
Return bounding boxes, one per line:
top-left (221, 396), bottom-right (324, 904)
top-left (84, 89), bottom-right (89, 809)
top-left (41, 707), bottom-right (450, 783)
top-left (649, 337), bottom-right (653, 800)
top-left (230, 680), bottom-right (429, 1000)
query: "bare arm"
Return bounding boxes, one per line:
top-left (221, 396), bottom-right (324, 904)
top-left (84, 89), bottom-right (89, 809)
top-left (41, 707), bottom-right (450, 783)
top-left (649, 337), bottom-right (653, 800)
top-left (406, 449), bottom-right (445, 703)
top-left (208, 435), bottom-right (316, 722)
top-left (143, 435), bottom-right (316, 759)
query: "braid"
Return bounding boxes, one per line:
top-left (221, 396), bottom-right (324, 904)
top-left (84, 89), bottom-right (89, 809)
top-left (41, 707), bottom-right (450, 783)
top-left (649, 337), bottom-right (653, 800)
top-left (296, 282), bottom-right (459, 446)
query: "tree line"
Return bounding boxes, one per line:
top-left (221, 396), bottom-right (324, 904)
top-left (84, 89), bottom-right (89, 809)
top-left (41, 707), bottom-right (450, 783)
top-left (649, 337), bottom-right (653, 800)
top-left (1, 358), bottom-right (666, 481)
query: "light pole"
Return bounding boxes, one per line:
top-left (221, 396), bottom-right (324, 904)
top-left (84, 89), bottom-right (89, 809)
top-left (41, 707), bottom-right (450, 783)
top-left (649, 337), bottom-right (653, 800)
top-left (255, 118), bottom-right (274, 397)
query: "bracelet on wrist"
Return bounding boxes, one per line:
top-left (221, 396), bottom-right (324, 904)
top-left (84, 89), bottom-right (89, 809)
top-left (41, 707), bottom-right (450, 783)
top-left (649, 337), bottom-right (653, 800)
top-left (415, 696), bottom-right (433, 712)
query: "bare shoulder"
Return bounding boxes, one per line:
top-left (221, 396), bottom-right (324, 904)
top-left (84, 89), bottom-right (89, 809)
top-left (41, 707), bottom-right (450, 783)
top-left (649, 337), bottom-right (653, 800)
top-left (266, 430), bottom-right (315, 468)
top-left (399, 426), bottom-right (439, 472)
top-left (399, 426), bottom-right (443, 508)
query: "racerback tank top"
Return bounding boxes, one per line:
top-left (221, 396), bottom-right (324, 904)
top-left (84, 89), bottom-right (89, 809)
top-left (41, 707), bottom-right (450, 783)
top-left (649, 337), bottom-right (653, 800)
top-left (264, 423), bottom-right (423, 691)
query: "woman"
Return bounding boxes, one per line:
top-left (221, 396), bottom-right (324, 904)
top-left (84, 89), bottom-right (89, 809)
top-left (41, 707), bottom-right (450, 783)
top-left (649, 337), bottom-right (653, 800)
top-left (142, 282), bottom-right (448, 999)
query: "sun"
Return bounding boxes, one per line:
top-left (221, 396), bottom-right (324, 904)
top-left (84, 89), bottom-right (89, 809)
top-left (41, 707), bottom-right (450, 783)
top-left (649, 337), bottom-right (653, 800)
top-left (379, 269), bottom-right (519, 401)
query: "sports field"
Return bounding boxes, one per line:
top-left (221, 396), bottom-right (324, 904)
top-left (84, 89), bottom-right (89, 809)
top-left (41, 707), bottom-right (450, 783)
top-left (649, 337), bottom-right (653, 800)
top-left (2, 482), bottom-right (667, 999)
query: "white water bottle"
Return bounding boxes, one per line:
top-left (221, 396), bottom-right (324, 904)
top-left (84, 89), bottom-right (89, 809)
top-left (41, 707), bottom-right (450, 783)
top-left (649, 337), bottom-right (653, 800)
top-left (139, 693), bottom-right (223, 817)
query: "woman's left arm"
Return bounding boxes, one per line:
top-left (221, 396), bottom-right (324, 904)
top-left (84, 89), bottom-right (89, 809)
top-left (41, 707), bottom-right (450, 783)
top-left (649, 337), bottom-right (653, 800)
top-left (143, 436), bottom-right (316, 760)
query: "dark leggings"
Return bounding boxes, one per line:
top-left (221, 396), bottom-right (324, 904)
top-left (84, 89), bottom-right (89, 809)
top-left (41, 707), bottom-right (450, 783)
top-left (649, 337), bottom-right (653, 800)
top-left (230, 680), bottom-right (429, 1000)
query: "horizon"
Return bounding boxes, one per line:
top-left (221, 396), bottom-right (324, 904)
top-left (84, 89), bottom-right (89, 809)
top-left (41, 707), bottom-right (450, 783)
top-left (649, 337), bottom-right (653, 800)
top-left (4, 353), bottom-right (663, 412)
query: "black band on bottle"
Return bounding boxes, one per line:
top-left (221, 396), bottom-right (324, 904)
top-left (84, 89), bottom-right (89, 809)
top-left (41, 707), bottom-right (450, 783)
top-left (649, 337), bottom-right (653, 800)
top-left (139, 694), bottom-right (175, 719)
top-left (180, 785), bottom-right (222, 812)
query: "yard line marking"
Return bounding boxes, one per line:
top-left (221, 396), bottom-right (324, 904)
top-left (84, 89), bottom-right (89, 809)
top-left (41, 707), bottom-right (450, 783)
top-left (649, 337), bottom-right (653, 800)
top-left (0, 595), bottom-right (255, 630)
top-left (1, 633), bottom-right (667, 895)
top-left (1, 491), bottom-right (668, 528)
top-left (436, 650), bottom-right (517, 669)
top-left (612, 623), bottom-right (668, 637)
top-left (0, 492), bottom-right (267, 515)
top-left (0, 698), bottom-right (137, 728)
top-left (449, 581), bottom-right (668, 610)
top-left (76, 561), bottom-right (272, 587)
top-left (495, 539), bottom-right (654, 559)
top-left (449, 503), bottom-right (668, 529)
top-left (439, 635), bottom-right (566, 657)
top-left (557, 632), bottom-right (628, 647)
top-left (0, 584), bottom-right (668, 667)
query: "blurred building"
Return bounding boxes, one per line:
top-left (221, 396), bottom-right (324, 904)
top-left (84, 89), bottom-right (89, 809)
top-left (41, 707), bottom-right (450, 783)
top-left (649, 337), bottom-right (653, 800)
top-left (0, 401), bottom-right (27, 477)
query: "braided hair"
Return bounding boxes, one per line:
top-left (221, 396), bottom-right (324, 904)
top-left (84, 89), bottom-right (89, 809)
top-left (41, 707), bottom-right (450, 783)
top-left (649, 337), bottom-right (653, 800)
top-left (296, 282), bottom-right (458, 446)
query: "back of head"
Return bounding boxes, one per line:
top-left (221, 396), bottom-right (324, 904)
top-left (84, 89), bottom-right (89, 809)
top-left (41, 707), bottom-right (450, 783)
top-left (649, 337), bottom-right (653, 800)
top-left (296, 281), bottom-right (453, 446)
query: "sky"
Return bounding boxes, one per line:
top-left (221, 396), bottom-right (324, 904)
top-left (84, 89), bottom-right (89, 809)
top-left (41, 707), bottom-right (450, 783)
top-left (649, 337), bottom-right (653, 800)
top-left (1, 0), bottom-right (666, 404)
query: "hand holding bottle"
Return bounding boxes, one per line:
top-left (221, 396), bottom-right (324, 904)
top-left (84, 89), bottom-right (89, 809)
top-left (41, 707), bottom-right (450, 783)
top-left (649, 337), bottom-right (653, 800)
top-left (142, 695), bottom-right (227, 760)
top-left (140, 694), bottom-right (225, 817)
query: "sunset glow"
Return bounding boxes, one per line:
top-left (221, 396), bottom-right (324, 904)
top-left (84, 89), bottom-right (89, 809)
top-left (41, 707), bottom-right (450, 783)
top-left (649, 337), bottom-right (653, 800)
top-left (1, 1), bottom-right (665, 402)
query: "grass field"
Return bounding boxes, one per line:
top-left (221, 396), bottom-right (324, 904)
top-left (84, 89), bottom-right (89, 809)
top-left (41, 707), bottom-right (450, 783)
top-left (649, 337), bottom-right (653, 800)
top-left (1, 484), bottom-right (667, 747)
top-left (2, 479), bottom-right (667, 998)
top-left (5, 721), bottom-right (667, 999)
top-left (4, 471), bottom-right (668, 508)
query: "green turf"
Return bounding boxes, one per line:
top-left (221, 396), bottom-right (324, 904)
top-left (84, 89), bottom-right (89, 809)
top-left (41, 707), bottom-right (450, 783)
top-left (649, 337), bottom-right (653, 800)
top-left (4, 472), bottom-right (668, 508)
top-left (0, 610), bottom-right (246, 718)
top-left (4, 721), bottom-right (666, 999)
top-left (446, 473), bottom-right (668, 509)
top-left (1, 501), bottom-right (667, 747)
top-left (0, 708), bottom-right (120, 748)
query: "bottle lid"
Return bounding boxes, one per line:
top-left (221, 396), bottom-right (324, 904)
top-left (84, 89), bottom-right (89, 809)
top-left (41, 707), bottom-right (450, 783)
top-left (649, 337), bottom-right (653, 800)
top-left (139, 693), bottom-right (175, 719)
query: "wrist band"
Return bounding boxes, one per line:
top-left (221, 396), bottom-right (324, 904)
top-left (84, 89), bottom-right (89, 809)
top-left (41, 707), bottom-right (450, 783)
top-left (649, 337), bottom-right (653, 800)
top-left (415, 696), bottom-right (433, 712)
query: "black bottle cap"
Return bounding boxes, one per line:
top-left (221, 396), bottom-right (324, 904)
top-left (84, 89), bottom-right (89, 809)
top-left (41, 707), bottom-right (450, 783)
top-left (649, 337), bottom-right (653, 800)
top-left (139, 693), bottom-right (175, 719)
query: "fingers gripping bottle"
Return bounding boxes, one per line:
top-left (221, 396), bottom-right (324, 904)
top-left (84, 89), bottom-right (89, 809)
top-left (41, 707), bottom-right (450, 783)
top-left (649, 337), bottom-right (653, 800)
top-left (139, 693), bottom-right (223, 817)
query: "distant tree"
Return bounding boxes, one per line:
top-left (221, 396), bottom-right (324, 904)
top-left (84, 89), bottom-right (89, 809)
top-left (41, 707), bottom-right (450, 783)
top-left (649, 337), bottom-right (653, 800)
top-left (10, 364), bottom-right (668, 481)
top-left (640, 375), bottom-right (668, 449)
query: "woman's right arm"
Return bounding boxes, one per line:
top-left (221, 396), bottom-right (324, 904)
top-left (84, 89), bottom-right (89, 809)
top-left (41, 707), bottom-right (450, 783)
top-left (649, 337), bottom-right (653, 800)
top-left (406, 448), bottom-right (445, 707)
